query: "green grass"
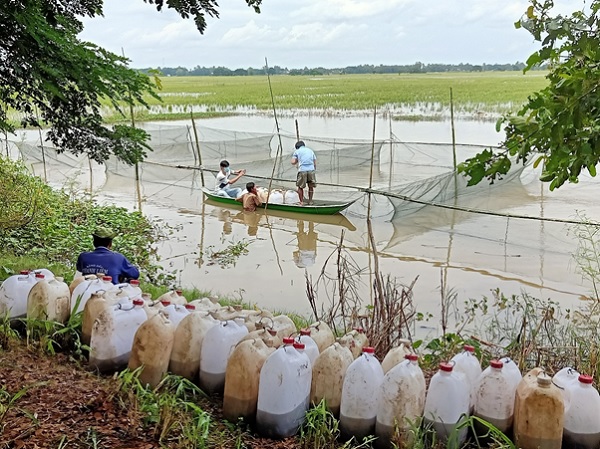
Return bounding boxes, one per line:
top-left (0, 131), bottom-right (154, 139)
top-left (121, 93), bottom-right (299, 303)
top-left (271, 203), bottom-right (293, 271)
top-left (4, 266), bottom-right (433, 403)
top-left (100, 72), bottom-right (550, 122)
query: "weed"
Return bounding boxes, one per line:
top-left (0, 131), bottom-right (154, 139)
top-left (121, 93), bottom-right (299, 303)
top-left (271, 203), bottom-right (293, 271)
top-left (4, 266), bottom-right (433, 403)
top-left (0, 383), bottom-right (45, 438)
top-left (205, 239), bottom-right (251, 269)
top-left (300, 399), bottom-right (340, 449)
top-left (0, 312), bottom-right (19, 349)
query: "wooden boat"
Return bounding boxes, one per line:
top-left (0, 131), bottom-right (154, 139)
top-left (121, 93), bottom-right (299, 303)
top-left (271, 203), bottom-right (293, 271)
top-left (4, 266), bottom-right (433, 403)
top-left (200, 187), bottom-right (355, 216)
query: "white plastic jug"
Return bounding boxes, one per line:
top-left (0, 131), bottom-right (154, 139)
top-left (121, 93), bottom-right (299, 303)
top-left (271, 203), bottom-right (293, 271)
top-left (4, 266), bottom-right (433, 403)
top-left (310, 342), bottom-right (354, 417)
top-left (157, 289), bottom-right (187, 305)
top-left (188, 297), bottom-right (220, 312)
top-left (376, 353), bottom-right (426, 447)
top-left (297, 328), bottom-right (320, 365)
top-left (270, 315), bottom-right (297, 340)
top-left (308, 321), bottom-right (335, 352)
top-left (562, 374), bottom-right (600, 449)
top-left (553, 367), bottom-right (580, 405)
top-left (128, 312), bottom-right (175, 388)
top-left (27, 276), bottom-right (70, 323)
top-left (0, 271), bottom-right (38, 319)
top-left (381, 338), bottom-right (412, 374)
top-left (284, 190), bottom-right (300, 204)
top-left (71, 275), bottom-right (116, 314)
top-left (499, 356), bottom-right (523, 386)
top-left (89, 299), bottom-right (147, 372)
top-left (161, 303), bottom-right (190, 328)
top-left (423, 362), bottom-right (470, 443)
top-left (473, 359), bottom-right (521, 436)
top-left (223, 338), bottom-right (275, 422)
top-left (339, 347), bottom-right (384, 441)
top-left (169, 310), bottom-right (218, 381)
top-left (450, 344), bottom-right (482, 409)
top-left (242, 328), bottom-right (281, 348)
top-left (256, 339), bottom-right (312, 438)
top-left (199, 318), bottom-right (249, 394)
top-left (32, 268), bottom-right (54, 279)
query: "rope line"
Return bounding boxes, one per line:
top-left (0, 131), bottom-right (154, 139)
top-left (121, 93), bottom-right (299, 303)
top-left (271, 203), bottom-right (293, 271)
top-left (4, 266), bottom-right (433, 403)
top-left (160, 163), bottom-right (598, 227)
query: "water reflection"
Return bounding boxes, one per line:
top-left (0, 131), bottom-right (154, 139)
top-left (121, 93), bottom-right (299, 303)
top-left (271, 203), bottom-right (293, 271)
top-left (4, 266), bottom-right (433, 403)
top-left (294, 221), bottom-right (318, 269)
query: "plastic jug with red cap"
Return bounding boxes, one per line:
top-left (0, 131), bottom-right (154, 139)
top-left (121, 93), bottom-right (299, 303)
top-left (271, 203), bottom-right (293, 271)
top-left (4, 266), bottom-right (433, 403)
top-left (339, 346), bottom-right (384, 441)
top-left (423, 361), bottom-right (470, 443)
top-left (256, 338), bottom-right (312, 438)
top-left (473, 359), bottom-right (521, 437)
top-left (27, 275), bottom-right (70, 323)
top-left (562, 374), bottom-right (600, 449)
top-left (297, 328), bottom-right (320, 365)
top-left (376, 353), bottom-right (426, 449)
top-left (0, 270), bottom-right (38, 319)
top-left (89, 298), bottom-right (147, 372)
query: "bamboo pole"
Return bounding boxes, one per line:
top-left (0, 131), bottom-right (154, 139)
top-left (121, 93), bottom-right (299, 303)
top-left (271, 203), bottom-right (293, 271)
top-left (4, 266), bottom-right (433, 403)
top-left (35, 108), bottom-right (47, 182)
top-left (190, 111), bottom-right (205, 187)
top-left (123, 48), bottom-right (143, 213)
top-left (450, 88), bottom-right (458, 198)
top-left (295, 119), bottom-right (300, 141)
top-left (264, 57), bottom-right (285, 208)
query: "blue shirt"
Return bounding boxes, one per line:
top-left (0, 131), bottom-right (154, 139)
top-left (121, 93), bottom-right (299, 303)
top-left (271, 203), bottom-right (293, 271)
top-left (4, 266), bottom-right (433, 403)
top-left (292, 146), bottom-right (316, 172)
top-left (76, 247), bottom-right (140, 284)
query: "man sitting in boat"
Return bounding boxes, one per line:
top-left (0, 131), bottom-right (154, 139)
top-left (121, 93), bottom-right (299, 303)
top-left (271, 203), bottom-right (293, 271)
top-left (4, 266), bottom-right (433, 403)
top-left (215, 160), bottom-right (245, 198)
top-left (236, 182), bottom-right (263, 212)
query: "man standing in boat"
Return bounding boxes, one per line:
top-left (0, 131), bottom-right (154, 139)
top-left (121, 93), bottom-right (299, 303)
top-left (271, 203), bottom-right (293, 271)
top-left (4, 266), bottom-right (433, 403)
top-left (291, 141), bottom-right (317, 205)
top-left (215, 160), bottom-right (245, 198)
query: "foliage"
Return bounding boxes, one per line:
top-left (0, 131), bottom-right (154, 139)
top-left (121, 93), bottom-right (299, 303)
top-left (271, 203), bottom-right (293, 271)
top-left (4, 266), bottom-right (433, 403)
top-left (0, 156), bottom-right (167, 284)
top-left (459, 0), bottom-right (600, 190)
top-left (0, 0), bottom-right (261, 163)
top-left (204, 239), bottom-right (251, 269)
top-left (0, 383), bottom-right (45, 436)
top-left (300, 399), bottom-right (340, 449)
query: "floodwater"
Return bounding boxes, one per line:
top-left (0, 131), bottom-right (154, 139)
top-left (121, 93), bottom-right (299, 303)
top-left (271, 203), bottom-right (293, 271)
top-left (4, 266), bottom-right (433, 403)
top-left (13, 115), bottom-right (599, 339)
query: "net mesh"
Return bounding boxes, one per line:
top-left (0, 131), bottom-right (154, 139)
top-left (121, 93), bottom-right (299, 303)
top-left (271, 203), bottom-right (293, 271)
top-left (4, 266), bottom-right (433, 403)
top-left (5, 123), bottom-right (524, 219)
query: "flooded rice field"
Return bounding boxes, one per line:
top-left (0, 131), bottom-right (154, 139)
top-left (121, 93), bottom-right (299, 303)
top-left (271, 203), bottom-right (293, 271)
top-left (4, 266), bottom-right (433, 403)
top-left (13, 115), bottom-right (599, 339)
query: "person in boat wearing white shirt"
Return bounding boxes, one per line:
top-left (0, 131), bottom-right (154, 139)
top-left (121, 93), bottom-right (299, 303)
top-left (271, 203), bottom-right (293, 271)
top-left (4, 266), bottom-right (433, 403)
top-left (214, 159), bottom-right (245, 198)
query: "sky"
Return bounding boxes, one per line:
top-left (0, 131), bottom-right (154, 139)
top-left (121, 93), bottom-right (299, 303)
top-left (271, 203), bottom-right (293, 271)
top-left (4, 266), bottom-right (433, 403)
top-left (79, 0), bottom-right (583, 70)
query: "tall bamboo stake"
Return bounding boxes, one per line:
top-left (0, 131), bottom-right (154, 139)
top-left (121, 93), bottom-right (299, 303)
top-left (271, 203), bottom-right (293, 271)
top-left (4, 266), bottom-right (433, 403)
top-left (264, 57), bottom-right (285, 208)
top-left (450, 88), bottom-right (458, 198)
top-left (123, 48), bottom-right (143, 212)
top-left (190, 111), bottom-right (205, 187)
top-left (35, 108), bottom-right (47, 182)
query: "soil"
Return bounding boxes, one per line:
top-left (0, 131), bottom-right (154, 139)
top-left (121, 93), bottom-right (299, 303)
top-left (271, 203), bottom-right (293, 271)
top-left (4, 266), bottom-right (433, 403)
top-left (0, 340), bottom-right (300, 449)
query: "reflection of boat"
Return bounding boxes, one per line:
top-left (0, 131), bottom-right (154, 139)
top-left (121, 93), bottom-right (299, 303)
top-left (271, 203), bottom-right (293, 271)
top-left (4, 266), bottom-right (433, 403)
top-left (200, 187), bottom-right (355, 216)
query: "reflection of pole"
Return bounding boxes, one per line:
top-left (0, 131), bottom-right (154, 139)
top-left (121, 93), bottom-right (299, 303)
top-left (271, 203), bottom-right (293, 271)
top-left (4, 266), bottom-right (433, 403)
top-left (190, 111), bottom-right (205, 187)
top-left (199, 200), bottom-right (206, 267)
top-left (388, 112), bottom-right (393, 190)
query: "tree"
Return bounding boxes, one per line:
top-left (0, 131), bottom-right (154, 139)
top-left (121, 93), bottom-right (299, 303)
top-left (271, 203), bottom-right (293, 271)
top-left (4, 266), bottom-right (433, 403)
top-left (458, 0), bottom-right (600, 190)
top-left (0, 0), bottom-right (262, 164)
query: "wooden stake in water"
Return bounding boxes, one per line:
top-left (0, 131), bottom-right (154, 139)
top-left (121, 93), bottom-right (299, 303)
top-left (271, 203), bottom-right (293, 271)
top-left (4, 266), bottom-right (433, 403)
top-left (450, 87), bottom-right (458, 198)
top-left (295, 119), bottom-right (300, 141)
top-left (190, 111), bottom-right (205, 187)
top-left (265, 57), bottom-right (285, 207)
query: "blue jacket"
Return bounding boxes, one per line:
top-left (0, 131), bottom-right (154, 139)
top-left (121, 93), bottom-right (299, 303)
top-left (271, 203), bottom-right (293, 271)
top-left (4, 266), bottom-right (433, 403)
top-left (76, 247), bottom-right (140, 284)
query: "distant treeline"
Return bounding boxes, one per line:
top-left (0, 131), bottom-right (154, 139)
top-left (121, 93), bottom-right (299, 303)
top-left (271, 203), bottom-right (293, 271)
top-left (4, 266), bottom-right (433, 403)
top-left (139, 62), bottom-right (535, 77)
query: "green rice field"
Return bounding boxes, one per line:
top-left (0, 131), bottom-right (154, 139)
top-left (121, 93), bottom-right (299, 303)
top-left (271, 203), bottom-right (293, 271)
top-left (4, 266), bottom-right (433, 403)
top-left (100, 71), bottom-right (551, 122)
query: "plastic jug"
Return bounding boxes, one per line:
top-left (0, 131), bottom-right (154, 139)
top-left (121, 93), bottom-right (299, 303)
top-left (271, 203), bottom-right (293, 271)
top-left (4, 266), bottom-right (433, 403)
top-left (169, 310), bottom-right (218, 381)
top-left (284, 190), bottom-right (300, 204)
top-left (81, 291), bottom-right (112, 345)
top-left (553, 367), bottom-right (580, 405)
top-left (381, 338), bottom-right (412, 374)
top-left (69, 274), bottom-right (93, 295)
top-left (256, 339), bottom-right (312, 438)
top-left (89, 299), bottom-right (147, 372)
top-left (188, 297), bottom-right (220, 312)
top-left (297, 328), bottom-right (320, 365)
top-left (339, 347), bottom-right (384, 441)
top-left (32, 268), bottom-right (54, 279)
top-left (340, 327), bottom-right (369, 359)
top-left (376, 353), bottom-right (426, 449)
top-left (161, 302), bottom-right (190, 328)
top-left (450, 344), bottom-right (482, 409)
top-left (157, 289), bottom-right (187, 305)
top-left (308, 321), bottom-right (335, 352)
top-left (423, 362), bottom-right (470, 443)
top-left (71, 275), bottom-right (116, 314)
top-left (199, 318), bottom-right (249, 394)
top-left (310, 342), bottom-right (354, 417)
top-left (242, 328), bottom-right (281, 348)
top-left (223, 338), bottom-right (275, 422)
top-left (473, 359), bottom-right (521, 436)
top-left (499, 356), bottom-right (523, 386)
top-left (27, 276), bottom-right (71, 323)
top-left (514, 370), bottom-right (564, 449)
top-left (128, 312), bottom-right (175, 388)
top-left (243, 310), bottom-right (274, 332)
top-left (0, 270), bottom-right (38, 319)
top-left (563, 374), bottom-right (600, 449)
top-left (270, 315), bottom-right (297, 340)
